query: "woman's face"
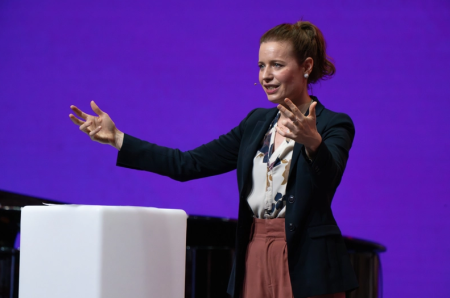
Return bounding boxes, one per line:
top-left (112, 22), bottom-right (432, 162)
top-left (258, 41), bottom-right (307, 105)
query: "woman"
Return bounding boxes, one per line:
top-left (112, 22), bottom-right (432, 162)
top-left (69, 21), bottom-right (358, 298)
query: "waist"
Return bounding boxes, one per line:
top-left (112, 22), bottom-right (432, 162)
top-left (251, 218), bottom-right (286, 240)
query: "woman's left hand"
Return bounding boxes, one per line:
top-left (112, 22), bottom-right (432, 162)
top-left (276, 98), bottom-right (322, 159)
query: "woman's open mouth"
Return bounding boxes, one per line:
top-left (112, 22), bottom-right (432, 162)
top-left (264, 85), bottom-right (280, 94)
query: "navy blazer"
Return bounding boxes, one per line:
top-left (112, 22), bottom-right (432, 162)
top-left (117, 97), bottom-right (359, 298)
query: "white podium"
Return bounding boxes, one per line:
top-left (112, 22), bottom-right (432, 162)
top-left (19, 205), bottom-right (187, 298)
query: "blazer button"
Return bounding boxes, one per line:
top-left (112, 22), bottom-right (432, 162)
top-left (288, 195), bottom-right (295, 203)
top-left (289, 223), bottom-right (296, 232)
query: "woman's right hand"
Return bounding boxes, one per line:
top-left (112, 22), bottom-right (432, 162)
top-left (69, 101), bottom-right (124, 150)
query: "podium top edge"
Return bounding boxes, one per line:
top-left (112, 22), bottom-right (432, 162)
top-left (22, 205), bottom-right (187, 215)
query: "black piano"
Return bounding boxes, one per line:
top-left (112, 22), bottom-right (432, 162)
top-left (0, 190), bottom-right (386, 298)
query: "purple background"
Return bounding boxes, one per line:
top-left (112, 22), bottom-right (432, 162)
top-left (1, 0), bottom-right (450, 296)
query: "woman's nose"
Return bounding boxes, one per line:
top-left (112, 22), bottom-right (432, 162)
top-left (262, 68), bottom-right (273, 81)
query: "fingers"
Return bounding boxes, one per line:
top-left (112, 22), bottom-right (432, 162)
top-left (276, 100), bottom-right (319, 146)
top-left (90, 101), bottom-right (104, 116)
top-left (275, 126), bottom-right (286, 136)
top-left (275, 126), bottom-right (295, 139)
top-left (70, 105), bottom-right (90, 120)
top-left (279, 118), bottom-right (297, 132)
top-left (69, 114), bottom-right (85, 126)
top-left (278, 104), bottom-right (302, 130)
top-left (79, 120), bottom-right (92, 134)
top-left (277, 104), bottom-right (294, 119)
top-left (309, 101), bottom-right (317, 118)
top-left (89, 126), bottom-right (102, 137)
top-left (284, 98), bottom-right (305, 119)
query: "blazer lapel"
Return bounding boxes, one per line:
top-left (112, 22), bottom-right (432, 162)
top-left (241, 108), bottom-right (278, 194)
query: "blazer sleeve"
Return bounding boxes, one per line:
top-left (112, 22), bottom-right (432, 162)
top-left (301, 112), bottom-right (355, 190)
top-left (116, 109), bottom-right (257, 182)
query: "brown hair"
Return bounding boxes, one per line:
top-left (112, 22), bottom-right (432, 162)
top-left (260, 21), bottom-right (335, 85)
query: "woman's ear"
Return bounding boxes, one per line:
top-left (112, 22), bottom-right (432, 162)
top-left (303, 57), bottom-right (314, 75)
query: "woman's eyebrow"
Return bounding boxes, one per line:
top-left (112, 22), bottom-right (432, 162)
top-left (258, 59), bottom-right (285, 64)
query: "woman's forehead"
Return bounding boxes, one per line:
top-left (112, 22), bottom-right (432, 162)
top-left (259, 41), bottom-right (294, 60)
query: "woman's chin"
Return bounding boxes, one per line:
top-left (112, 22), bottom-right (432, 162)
top-left (266, 96), bottom-right (284, 105)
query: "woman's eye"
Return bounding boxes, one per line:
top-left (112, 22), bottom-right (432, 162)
top-left (274, 63), bottom-right (282, 68)
top-left (258, 64), bottom-right (265, 69)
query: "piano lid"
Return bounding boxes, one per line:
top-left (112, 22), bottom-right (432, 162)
top-left (0, 189), bottom-right (65, 207)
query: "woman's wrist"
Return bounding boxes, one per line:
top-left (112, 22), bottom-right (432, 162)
top-left (305, 134), bottom-right (322, 160)
top-left (113, 129), bottom-right (124, 151)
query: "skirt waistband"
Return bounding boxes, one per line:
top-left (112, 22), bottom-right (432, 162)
top-left (251, 218), bottom-right (286, 240)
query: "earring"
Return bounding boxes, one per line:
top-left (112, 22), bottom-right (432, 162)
top-left (304, 73), bottom-right (309, 79)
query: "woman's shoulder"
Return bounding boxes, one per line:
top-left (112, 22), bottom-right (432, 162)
top-left (316, 101), bottom-right (354, 127)
top-left (316, 104), bottom-right (355, 140)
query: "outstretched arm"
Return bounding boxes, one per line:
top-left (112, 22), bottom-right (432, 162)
top-left (69, 101), bottom-right (257, 182)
